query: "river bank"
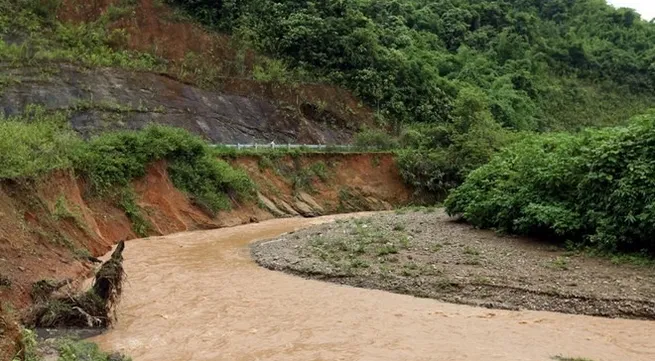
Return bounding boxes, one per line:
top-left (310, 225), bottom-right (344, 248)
top-left (252, 210), bottom-right (655, 319)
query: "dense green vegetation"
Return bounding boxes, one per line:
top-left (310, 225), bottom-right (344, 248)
top-left (0, 107), bottom-right (255, 222)
top-left (396, 86), bottom-right (520, 198)
top-left (445, 112), bottom-right (655, 254)
top-left (168, 0), bottom-right (655, 130)
top-left (166, 0), bottom-right (655, 198)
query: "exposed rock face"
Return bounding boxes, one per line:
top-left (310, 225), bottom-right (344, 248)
top-left (0, 64), bottom-right (357, 144)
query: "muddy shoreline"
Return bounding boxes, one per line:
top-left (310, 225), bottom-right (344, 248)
top-left (252, 210), bottom-right (655, 319)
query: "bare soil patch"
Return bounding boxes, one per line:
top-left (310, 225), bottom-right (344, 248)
top-left (252, 210), bottom-right (655, 319)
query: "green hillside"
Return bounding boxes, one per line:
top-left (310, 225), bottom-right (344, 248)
top-left (167, 0), bottom-right (655, 131)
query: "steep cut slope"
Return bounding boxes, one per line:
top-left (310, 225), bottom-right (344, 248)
top-left (0, 0), bottom-right (376, 143)
top-left (1, 64), bottom-right (357, 143)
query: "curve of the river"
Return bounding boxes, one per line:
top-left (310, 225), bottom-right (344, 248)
top-left (92, 213), bottom-right (655, 361)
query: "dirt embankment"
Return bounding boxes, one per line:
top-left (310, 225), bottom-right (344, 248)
top-left (252, 210), bottom-right (655, 320)
top-left (0, 153), bottom-right (408, 313)
top-left (233, 153), bottom-right (411, 217)
top-left (1, 0), bottom-right (376, 144)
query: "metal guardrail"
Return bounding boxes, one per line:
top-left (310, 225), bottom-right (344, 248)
top-left (210, 143), bottom-right (375, 151)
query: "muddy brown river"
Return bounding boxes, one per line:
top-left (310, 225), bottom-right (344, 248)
top-left (92, 214), bottom-right (655, 361)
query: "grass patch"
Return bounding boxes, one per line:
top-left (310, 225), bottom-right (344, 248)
top-left (116, 188), bottom-right (150, 237)
top-left (14, 329), bottom-right (132, 361)
top-left (15, 328), bottom-right (39, 361)
top-left (610, 253), bottom-right (655, 267)
top-left (462, 246), bottom-right (480, 256)
top-left (58, 339), bottom-right (132, 361)
top-left (547, 256), bottom-right (570, 271)
top-left (75, 125), bottom-right (255, 215)
top-left (0, 107), bottom-right (79, 179)
top-left (52, 195), bottom-right (90, 233)
top-left (285, 160), bottom-right (330, 193)
top-left (309, 161), bottom-right (329, 182)
top-left (392, 223), bottom-right (405, 232)
top-left (0, 0), bottom-right (163, 71)
top-left (53, 196), bottom-right (75, 220)
top-left (257, 155), bottom-right (276, 171)
top-left (371, 154), bottom-right (381, 168)
top-left (105, 3), bottom-right (136, 22)
top-left (308, 219), bottom-right (412, 267)
top-left (337, 187), bottom-right (369, 212)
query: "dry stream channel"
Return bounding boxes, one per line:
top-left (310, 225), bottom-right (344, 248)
top-left (92, 213), bottom-right (655, 361)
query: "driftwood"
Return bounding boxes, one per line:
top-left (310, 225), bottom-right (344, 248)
top-left (29, 241), bottom-right (126, 328)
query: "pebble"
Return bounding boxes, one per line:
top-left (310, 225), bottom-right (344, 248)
top-left (18, 266), bottom-right (25, 271)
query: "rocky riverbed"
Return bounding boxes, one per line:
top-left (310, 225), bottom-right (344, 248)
top-left (252, 209), bottom-right (655, 319)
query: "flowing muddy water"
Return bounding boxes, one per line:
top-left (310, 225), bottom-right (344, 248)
top-left (92, 214), bottom-right (655, 361)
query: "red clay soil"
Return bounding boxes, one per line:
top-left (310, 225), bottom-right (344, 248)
top-left (232, 153), bottom-right (411, 213)
top-left (0, 307), bottom-right (20, 361)
top-left (0, 154), bottom-right (409, 316)
top-left (57, 0), bottom-right (376, 133)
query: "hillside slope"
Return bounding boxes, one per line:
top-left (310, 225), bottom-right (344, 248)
top-left (1, 64), bottom-right (359, 143)
top-left (0, 0), bottom-right (376, 143)
top-left (168, 0), bottom-right (655, 130)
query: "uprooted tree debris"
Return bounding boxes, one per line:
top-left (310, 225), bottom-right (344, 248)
top-left (27, 241), bottom-right (126, 328)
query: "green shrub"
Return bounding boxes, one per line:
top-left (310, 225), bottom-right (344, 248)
top-left (75, 125), bottom-right (255, 214)
top-left (117, 188), bottom-right (151, 237)
top-left (16, 328), bottom-right (39, 361)
top-left (354, 129), bottom-right (398, 150)
top-left (445, 113), bottom-right (655, 254)
top-left (396, 118), bottom-right (516, 198)
top-left (396, 148), bottom-right (459, 200)
top-left (169, 154), bottom-right (255, 215)
top-left (309, 161), bottom-right (329, 182)
top-left (0, 107), bottom-right (79, 179)
top-left (0, 0), bottom-right (161, 70)
top-left (0, 105), bottom-right (256, 219)
top-left (252, 58), bottom-right (291, 83)
top-left (58, 339), bottom-right (132, 361)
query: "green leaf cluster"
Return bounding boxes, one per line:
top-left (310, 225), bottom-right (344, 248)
top-left (445, 113), bottom-right (655, 254)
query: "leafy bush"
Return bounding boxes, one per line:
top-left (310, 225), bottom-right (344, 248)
top-left (169, 153), bottom-right (255, 215)
top-left (117, 188), bottom-right (151, 237)
top-left (0, 107), bottom-right (255, 217)
top-left (445, 113), bottom-right (655, 254)
top-left (0, 0), bottom-right (161, 70)
top-left (58, 339), bottom-right (132, 361)
top-left (354, 129), bottom-right (398, 150)
top-left (0, 107), bottom-right (80, 179)
top-left (75, 125), bottom-right (255, 214)
top-left (396, 96), bottom-right (516, 198)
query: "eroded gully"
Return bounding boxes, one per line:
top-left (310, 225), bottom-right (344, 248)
top-left (91, 213), bottom-right (655, 361)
